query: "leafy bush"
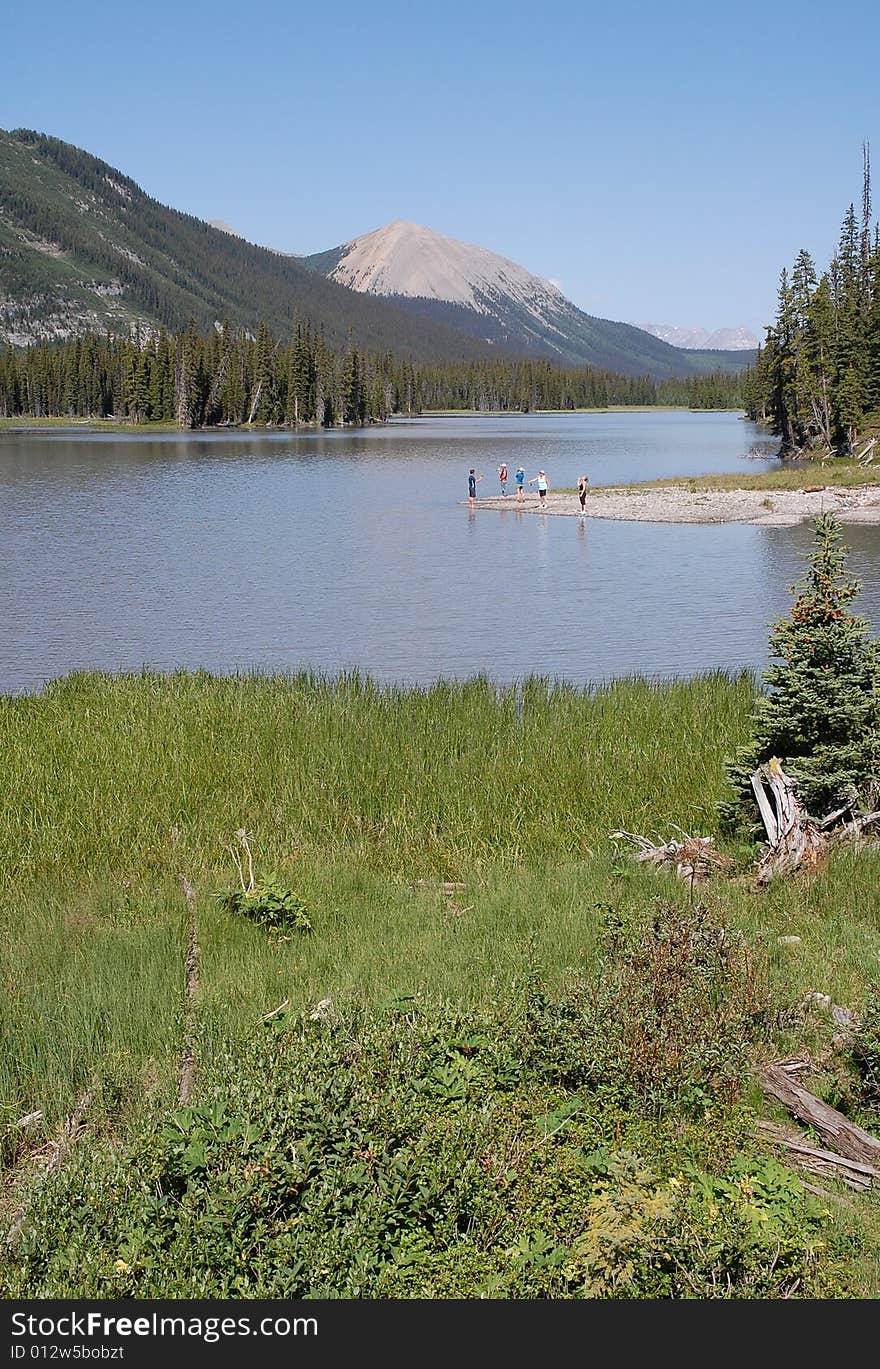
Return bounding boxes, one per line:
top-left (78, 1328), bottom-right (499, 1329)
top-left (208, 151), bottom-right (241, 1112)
top-left (217, 877), bottom-right (311, 934)
top-left (521, 900), bottom-right (772, 1115)
top-left (848, 989), bottom-right (880, 1113)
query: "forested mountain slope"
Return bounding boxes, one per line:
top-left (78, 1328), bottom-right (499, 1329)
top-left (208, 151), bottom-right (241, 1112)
top-left (0, 130), bottom-right (498, 361)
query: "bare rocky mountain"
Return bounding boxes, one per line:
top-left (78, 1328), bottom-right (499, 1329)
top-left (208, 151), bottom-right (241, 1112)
top-left (323, 219), bottom-right (567, 316)
top-left (0, 130), bottom-right (503, 360)
top-left (302, 221), bottom-right (753, 379)
top-left (635, 322), bottom-right (761, 351)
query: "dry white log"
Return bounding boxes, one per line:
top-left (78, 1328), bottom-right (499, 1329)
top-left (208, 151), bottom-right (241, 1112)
top-left (752, 760), bottom-right (826, 883)
top-left (260, 997), bottom-right (290, 1022)
top-left (11, 1110), bottom-right (43, 1133)
top-left (751, 772), bottom-right (779, 845)
top-left (308, 996), bottom-right (339, 1027)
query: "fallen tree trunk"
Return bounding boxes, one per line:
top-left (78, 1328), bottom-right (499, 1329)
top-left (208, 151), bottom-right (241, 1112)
top-left (759, 1062), bottom-right (880, 1169)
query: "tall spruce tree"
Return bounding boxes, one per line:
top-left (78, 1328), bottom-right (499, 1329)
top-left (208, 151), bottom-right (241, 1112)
top-left (722, 513), bottom-right (880, 827)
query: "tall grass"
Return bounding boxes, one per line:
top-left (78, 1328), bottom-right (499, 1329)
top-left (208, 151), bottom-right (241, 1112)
top-left (625, 459), bottom-right (880, 492)
top-left (1, 668), bottom-right (754, 884)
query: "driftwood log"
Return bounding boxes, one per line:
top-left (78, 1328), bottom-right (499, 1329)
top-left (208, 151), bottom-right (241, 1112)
top-left (759, 1061), bottom-right (880, 1170)
top-left (610, 830), bottom-right (731, 883)
top-left (756, 1120), bottom-right (879, 1191)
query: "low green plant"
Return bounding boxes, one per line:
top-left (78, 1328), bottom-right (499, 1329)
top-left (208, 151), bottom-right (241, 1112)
top-left (848, 989), bottom-right (880, 1113)
top-left (216, 829), bottom-right (311, 933)
top-left (521, 900), bottom-right (772, 1115)
top-left (217, 877), bottom-right (311, 934)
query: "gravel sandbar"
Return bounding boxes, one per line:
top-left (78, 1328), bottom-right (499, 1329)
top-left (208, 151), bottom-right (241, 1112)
top-left (471, 484), bottom-right (880, 526)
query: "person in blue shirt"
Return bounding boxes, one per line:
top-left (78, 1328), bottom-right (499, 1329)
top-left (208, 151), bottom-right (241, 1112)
top-left (468, 468), bottom-right (482, 504)
top-left (514, 466), bottom-right (525, 501)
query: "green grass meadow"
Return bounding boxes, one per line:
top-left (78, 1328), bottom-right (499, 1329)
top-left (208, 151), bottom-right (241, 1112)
top-left (2, 669), bottom-right (880, 1295)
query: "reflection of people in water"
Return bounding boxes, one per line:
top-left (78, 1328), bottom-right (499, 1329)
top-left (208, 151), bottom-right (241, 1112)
top-left (577, 474), bottom-right (589, 514)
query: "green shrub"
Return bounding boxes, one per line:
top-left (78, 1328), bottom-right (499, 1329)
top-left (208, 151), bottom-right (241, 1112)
top-left (217, 877), bottom-right (311, 934)
top-left (521, 900), bottom-right (772, 1115)
top-left (848, 988), bottom-right (880, 1112)
top-left (2, 985), bottom-right (851, 1300)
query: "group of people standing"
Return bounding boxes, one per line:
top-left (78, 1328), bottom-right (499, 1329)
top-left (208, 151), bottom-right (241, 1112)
top-left (468, 465), bottom-right (590, 513)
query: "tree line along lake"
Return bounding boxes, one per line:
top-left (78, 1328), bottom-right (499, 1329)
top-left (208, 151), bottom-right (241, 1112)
top-left (1, 409), bottom-right (879, 697)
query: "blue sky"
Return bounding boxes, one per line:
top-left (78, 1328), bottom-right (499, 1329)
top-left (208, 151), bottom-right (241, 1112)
top-left (3, 0), bottom-right (878, 335)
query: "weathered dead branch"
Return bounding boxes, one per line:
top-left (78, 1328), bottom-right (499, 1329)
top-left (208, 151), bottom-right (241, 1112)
top-left (308, 996), bottom-right (340, 1028)
top-left (756, 1119), bottom-right (879, 1191)
top-left (751, 759), bottom-right (826, 883)
top-left (610, 829), bottom-right (732, 883)
top-left (178, 874), bottom-right (200, 1106)
top-left (6, 1088), bottom-right (92, 1252)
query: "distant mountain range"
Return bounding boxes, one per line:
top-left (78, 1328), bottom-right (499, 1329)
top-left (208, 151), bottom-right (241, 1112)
top-left (301, 221), bottom-right (753, 379)
top-left (635, 321), bottom-right (761, 351)
top-left (0, 129), bottom-right (755, 379)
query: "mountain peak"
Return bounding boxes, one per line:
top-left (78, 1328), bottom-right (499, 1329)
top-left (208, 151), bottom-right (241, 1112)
top-left (326, 219), bottom-right (566, 313)
top-left (299, 218), bottom-right (753, 379)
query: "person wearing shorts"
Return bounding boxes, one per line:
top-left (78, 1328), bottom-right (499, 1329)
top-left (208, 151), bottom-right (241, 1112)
top-left (515, 466), bottom-right (525, 500)
top-left (468, 468), bottom-right (482, 504)
top-left (577, 474), bottom-right (589, 513)
top-left (528, 469), bottom-right (550, 506)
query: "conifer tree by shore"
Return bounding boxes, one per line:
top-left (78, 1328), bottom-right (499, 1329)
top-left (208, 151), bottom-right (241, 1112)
top-left (722, 513), bottom-right (880, 828)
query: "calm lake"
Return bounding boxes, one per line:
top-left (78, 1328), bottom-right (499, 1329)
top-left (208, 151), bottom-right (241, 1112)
top-left (2, 411), bottom-right (879, 695)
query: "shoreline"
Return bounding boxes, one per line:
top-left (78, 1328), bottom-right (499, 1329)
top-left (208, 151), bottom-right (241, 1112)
top-left (471, 483), bottom-right (880, 525)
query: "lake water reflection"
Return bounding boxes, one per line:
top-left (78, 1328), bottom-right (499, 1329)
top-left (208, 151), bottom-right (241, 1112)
top-left (1, 412), bottom-right (878, 694)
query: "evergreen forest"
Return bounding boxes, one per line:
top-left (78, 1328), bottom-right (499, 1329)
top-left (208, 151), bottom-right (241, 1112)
top-left (744, 150), bottom-right (880, 455)
top-left (0, 323), bottom-right (744, 428)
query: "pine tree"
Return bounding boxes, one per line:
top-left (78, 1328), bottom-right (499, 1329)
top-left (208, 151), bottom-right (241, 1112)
top-left (722, 513), bottom-right (880, 826)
